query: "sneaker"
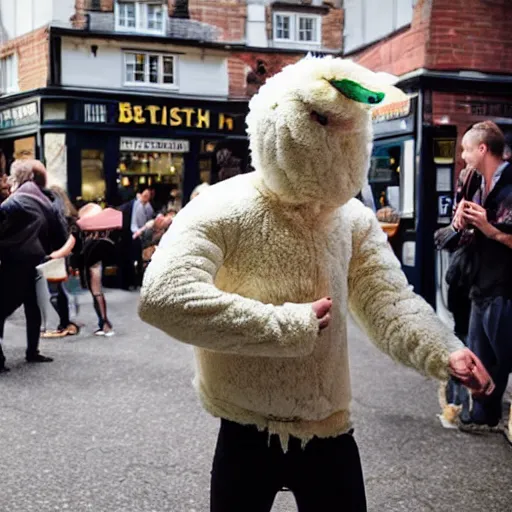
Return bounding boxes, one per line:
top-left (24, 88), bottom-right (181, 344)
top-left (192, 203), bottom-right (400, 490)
top-left (103, 329), bottom-right (115, 337)
top-left (26, 354), bottom-right (54, 363)
top-left (94, 329), bottom-right (105, 336)
top-left (458, 418), bottom-right (501, 434)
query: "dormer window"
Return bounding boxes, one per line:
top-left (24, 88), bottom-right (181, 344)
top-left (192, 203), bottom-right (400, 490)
top-left (273, 12), bottom-right (321, 45)
top-left (115, 1), bottom-right (166, 35)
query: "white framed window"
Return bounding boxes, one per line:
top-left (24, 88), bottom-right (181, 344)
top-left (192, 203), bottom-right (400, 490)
top-left (275, 14), bottom-right (292, 40)
top-left (124, 52), bottom-right (177, 88)
top-left (115, 1), bottom-right (166, 35)
top-left (273, 12), bottom-right (321, 44)
top-left (344, 0), bottom-right (414, 53)
top-left (0, 54), bottom-right (18, 94)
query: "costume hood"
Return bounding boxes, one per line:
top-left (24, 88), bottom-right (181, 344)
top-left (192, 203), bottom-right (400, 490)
top-left (246, 56), bottom-right (408, 208)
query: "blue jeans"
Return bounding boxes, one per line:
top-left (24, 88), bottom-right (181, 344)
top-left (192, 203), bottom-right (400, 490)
top-left (468, 297), bottom-right (512, 424)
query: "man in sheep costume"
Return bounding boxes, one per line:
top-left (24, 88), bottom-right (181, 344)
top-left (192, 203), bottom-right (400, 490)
top-left (139, 57), bottom-right (493, 511)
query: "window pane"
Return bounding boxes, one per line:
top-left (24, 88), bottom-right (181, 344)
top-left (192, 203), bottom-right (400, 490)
top-left (149, 55), bottom-right (159, 83)
top-left (135, 53), bottom-right (145, 82)
top-left (368, 142), bottom-right (402, 214)
top-left (126, 64), bottom-right (135, 82)
top-left (298, 17), bottom-right (316, 41)
top-left (81, 149), bottom-right (106, 202)
top-left (162, 56), bottom-right (174, 84)
top-left (276, 15), bottom-right (290, 39)
top-left (147, 4), bottom-right (163, 30)
top-left (118, 2), bottom-right (136, 28)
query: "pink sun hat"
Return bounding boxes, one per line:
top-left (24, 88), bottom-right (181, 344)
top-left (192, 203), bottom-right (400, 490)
top-left (77, 203), bottom-right (122, 231)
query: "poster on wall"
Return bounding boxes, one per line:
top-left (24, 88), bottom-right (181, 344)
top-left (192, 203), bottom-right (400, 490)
top-left (44, 133), bottom-right (67, 190)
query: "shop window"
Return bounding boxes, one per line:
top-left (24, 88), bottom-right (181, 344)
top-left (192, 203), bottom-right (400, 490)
top-left (115, 1), bottom-right (166, 35)
top-left (117, 150), bottom-right (184, 207)
top-left (344, 0), bottom-right (414, 54)
top-left (124, 52), bottom-right (176, 88)
top-left (0, 54), bottom-right (18, 95)
top-left (273, 12), bottom-right (321, 44)
top-left (14, 137), bottom-right (36, 160)
top-left (81, 149), bottom-right (106, 202)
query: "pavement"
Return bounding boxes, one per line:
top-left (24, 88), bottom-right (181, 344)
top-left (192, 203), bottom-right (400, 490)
top-left (0, 289), bottom-right (511, 512)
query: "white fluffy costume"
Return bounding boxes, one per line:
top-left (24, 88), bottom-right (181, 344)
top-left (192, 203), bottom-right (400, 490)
top-left (139, 57), bottom-right (463, 446)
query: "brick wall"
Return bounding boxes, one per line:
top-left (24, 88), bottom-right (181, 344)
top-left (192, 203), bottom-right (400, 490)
top-left (427, 0), bottom-right (512, 73)
top-left (0, 27), bottom-right (49, 91)
top-left (322, 6), bottom-right (343, 50)
top-left (186, 0), bottom-right (246, 42)
top-left (350, 0), bottom-right (512, 76)
top-left (350, 0), bottom-right (431, 75)
top-left (432, 91), bottom-right (512, 176)
top-left (228, 52), bottom-right (302, 98)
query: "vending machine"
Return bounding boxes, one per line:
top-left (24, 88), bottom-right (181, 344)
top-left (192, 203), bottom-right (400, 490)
top-left (368, 97), bottom-right (458, 310)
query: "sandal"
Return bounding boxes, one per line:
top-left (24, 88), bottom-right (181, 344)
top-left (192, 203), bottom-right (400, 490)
top-left (41, 329), bottom-right (68, 339)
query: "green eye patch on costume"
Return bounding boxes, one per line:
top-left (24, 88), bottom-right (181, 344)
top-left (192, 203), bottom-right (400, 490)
top-left (328, 79), bottom-right (385, 105)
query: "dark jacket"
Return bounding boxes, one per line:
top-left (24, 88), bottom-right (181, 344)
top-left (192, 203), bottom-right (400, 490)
top-left (470, 163), bottom-right (512, 302)
top-left (0, 182), bottom-right (67, 266)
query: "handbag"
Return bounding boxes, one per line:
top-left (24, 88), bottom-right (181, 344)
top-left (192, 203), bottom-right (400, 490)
top-left (36, 257), bottom-right (68, 283)
top-left (443, 168), bottom-right (482, 289)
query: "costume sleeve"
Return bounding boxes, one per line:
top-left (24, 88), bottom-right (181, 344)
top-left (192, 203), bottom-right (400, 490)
top-left (138, 202), bottom-right (319, 358)
top-left (348, 205), bottom-right (464, 381)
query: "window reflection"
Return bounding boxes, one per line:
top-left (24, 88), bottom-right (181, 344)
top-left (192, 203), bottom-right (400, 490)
top-left (81, 149), bottom-right (106, 202)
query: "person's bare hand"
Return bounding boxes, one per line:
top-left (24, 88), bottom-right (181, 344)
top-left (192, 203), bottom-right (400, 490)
top-left (462, 201), bottom-right (495, 237)
top-left (452, 199), bottom-right (467, 230)
top-left (448, 348), bottom-right (495, 398)
top-left (312, 297), bottom-right (332, 331)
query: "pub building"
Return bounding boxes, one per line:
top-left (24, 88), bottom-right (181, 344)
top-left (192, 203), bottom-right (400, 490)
top-left (0, 91), bottom-right (249, 208)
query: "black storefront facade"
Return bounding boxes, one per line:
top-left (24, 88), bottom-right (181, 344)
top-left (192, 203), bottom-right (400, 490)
top-left (0, 89), bottom-right (249, 208)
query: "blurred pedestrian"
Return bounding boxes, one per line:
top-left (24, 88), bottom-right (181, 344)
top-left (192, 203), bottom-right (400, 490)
top-left (118, 188), bottom-right (154, 290)
top-left (0, 173), bottom-right (9, 203)
top-left (39, 185), bottom-right (81, 338)
top-left (76, 203), bottom-right (122, 336)
top-left (454, 121), bottom-right (512, 433)
top-left (0, 160), bottom-right (67, 372)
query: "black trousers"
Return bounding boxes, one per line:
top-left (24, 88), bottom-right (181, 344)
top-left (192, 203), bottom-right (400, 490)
top-left (211, 420), bottom-right (367, 512)
top-left (0, 264), bottom-right (41, 359)
top-left (49, 282), bottom-right (70, 330)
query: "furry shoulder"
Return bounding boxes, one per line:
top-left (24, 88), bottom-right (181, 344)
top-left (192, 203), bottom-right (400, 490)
top-left (169, 173), bottom-right (261, 235)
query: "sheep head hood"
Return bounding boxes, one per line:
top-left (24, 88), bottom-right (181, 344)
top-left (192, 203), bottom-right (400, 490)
top-left (246, 56), bottom-right (408, 209)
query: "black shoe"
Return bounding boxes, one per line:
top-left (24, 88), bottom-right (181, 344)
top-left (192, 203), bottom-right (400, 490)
top-left (26, 354), bottom-right (54, 363)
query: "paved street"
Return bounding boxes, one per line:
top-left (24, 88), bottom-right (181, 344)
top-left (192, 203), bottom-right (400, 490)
top-left (1, 289), bottom-right (511, 512)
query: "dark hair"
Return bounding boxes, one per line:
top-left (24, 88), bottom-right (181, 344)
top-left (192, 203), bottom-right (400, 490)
top-left (467, 121), bottom-right (505, 158)
top-left (32, 168), bottom-right (47, 188)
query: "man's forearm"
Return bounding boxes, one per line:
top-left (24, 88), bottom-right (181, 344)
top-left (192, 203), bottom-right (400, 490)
top-left (488, 226), bottom-right (512, 249)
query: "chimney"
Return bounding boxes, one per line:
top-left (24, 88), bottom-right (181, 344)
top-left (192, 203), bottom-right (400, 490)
top-left (172, 0), bottom-right (190, 19)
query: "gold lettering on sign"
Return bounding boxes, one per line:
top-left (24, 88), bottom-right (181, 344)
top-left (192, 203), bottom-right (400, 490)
top-left (145, 105), bottom-right (161, 125)
top-left (117, 102), bottom-right (235, 131)
top-left (118, 102), bottom-right (133, 123)
top-left (196, 108), bottom-right (210, 129)
top-left (170, 107), bottom-right (182, 127)
top-left (181, 108), bottom-right (195, 128)
top-left (133, 106), bottom-right (146, 124)
top-left (218, 113), bottom-right (234, 131)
